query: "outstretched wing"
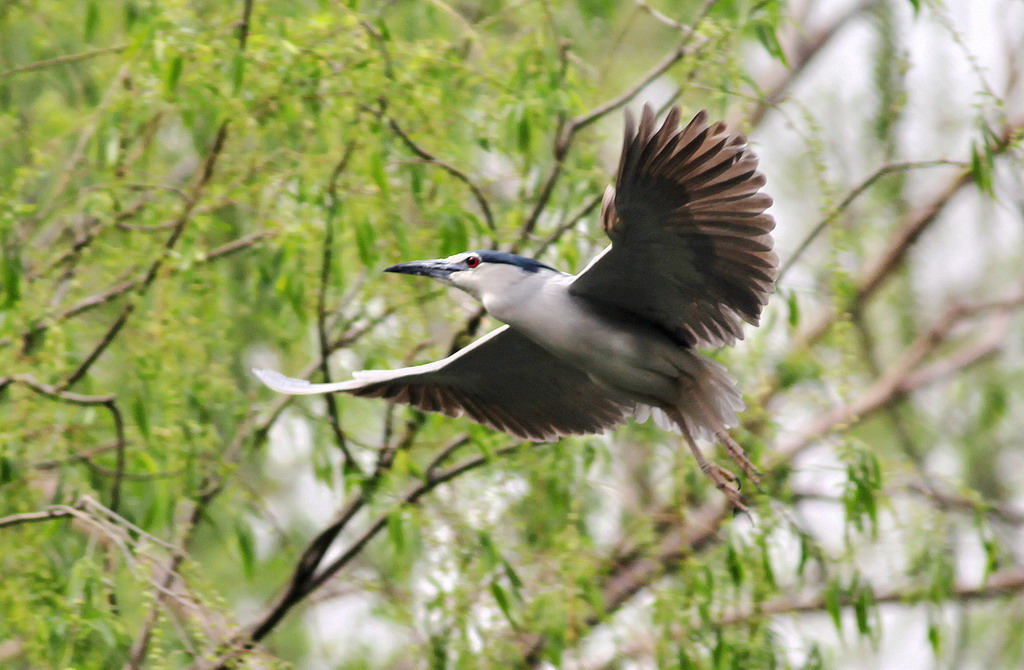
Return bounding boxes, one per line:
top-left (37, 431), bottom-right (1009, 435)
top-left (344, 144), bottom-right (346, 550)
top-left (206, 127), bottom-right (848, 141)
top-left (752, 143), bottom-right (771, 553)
top-left (569, 105), bottom-right (777, 348)
top-left (254, 326), bottom-right (633, 441)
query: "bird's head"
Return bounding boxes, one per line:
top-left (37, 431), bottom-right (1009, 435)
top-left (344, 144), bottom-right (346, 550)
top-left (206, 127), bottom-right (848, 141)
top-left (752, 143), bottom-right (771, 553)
top-left (384, 250), bottom-right (557, 301)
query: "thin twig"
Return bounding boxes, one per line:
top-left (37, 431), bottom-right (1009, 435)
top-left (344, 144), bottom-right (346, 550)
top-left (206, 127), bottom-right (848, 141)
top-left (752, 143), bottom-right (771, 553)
top-left (790, 115), bottom-right (1024, 354)
top-left (104, 399), bottom-right (128, 513)
top-left (716, 568), bottom-right (1024, 625)
top-left (55, 122), bottom-right (229, 390)
top-left (512, 30), bottom-right (709, 250)
top-left (31, 441), bottom-right (122, 470)
top-left (778, 159), bottom-right (966, 283)
top-left (236, 0), bottom-right (255, 50)
top-left (0, 506), bottom-right (78, 530)
top-left (215, 441), bottom-right (533, 665)
top-left (535, 190), bottom-right (604, 255)
top-left (906, 483), bottom-right (1024, 526)
top-left (10, 374), bottom-right (114, 405)
top-left (387, 117), bottom-right (497, 235)
top-left (317, 141), bottom-right (360, 471)
top-left (0, 44), bottom-right (128, 79)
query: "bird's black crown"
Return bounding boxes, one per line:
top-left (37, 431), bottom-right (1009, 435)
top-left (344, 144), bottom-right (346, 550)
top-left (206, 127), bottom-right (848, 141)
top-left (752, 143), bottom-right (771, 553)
top-left (473, 250), bottom-right (556, 273)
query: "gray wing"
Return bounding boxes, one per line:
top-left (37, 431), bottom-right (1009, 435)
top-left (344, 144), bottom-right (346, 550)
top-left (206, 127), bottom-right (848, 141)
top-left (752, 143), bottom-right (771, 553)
top-left (254, 326), bottom-right (633, 441)
top-left (569, 105), bottom-right (777, 348)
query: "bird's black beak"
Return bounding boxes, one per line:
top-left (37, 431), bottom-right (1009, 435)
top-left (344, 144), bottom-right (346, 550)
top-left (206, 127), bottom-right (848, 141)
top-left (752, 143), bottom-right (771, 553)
top-left (384, 259), bottom-right (459, 282)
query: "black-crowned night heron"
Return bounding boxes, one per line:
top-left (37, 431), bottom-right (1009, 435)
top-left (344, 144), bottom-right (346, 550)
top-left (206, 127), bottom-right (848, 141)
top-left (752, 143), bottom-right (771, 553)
top-left (255, 105), bottom-right (777, 509)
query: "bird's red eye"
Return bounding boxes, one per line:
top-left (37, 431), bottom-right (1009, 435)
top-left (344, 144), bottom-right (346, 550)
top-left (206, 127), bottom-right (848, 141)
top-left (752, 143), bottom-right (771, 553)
top-left (466, 255), bottom-right (481, 268)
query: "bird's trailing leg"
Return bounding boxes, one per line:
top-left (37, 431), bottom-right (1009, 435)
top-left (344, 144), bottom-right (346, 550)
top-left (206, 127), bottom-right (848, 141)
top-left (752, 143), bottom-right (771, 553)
top-left (715, 430), bottom-right (762, 489)
top-left (690, 390), bottom-right (764, 490)
top-left (675, 415), bottom-right (746, 511)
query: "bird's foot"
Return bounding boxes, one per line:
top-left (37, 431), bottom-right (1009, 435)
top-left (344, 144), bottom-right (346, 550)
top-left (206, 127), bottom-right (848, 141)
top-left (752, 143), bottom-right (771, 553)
top-left (717, 431), bottom-right (762, 489)
top-left (699, 460), bottom-right (747, 512)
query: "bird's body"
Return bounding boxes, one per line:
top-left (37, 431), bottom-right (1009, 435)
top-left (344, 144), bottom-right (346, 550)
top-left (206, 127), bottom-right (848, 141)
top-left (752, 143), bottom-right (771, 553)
top-left (487, 269), bottom-right (718, 414)
top-left (255, 105), bottom-right (777, 508)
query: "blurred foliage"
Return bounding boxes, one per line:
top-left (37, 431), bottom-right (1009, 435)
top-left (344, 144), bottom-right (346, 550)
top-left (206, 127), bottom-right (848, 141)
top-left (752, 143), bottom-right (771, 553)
top-left (2, 0), bottom-right (1023, 669)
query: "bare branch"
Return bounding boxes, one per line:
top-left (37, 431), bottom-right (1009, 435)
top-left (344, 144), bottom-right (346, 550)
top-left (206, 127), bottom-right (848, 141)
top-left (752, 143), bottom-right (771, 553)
top-left (775, 296), bottom-right (1019, 462)
top-left (0, 44), bottom-right (128, 79)
top-left (235, 0), bottom-right (255, 50)
top-left (791, 115), bottom-right (1024, 352)
top-left (778, 160), bottom-right (966, 283)
top-left (513, 22), bottom-right (711, 251)
top-left (0, 506), bottom-right (78, 530)
top-left (212, 441), bottom-right (535, 666)
top-left (387, 118), bottom-right (497, 235)
top-left (716, 568), bottom-right (1024, 625)
top-left (9, 229), bottom-right (275, 352)
top-left (317, 141), bottom-right (360, 472)
top-left (10, 374), bottom-right (114, 405)
top-left (906, 482), bottom-right (1024, 526)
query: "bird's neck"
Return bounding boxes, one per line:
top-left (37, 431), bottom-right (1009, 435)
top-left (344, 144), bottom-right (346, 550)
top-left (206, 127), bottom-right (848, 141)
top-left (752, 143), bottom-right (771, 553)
top-left (480, 270), bottom-right (570, 330)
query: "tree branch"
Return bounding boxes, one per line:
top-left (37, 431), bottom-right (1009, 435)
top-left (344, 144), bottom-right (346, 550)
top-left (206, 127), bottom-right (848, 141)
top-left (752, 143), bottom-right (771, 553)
top-left (317, 141), bottom-right (360, 472)
top-left (0, 506), bottom-right (78, 530)
top-left (0, 44), bottom-right (128, 79)
top-left (778, 159), bottom-right (966, 283)
top-left (207, 440), bottom-right (534, 667)
top-left (791, 116), bottom-right (1024, 352)
top-left (512, 23), bottom-right (711, 251)
top-left (387, 118), bottom-right (497, 235)
top-left (716, 568), bottom-right (1024, 625)
top-left (9, 229), bottom-right (275, 352)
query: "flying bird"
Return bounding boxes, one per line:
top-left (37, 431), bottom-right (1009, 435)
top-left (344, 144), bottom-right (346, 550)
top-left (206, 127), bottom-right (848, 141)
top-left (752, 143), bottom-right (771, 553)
top-left (254, 104), bottom-right (777, 509)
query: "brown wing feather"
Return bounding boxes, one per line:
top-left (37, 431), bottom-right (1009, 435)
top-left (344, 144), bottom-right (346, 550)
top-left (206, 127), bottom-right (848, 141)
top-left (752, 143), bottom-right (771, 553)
top-left (344, 327), bottom-right (633, 441)
top-left (572, 105), bottom-right (777, 348)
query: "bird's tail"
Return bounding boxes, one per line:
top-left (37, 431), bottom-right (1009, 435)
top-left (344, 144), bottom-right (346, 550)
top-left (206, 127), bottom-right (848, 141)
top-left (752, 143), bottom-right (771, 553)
top-left (671, 351), bottom-right (744, 441)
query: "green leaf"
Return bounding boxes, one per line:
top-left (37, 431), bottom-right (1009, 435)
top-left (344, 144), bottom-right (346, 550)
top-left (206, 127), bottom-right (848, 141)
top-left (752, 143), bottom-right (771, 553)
top-left (825, 580), bottom-right (842, 632)
top-left (787, 290), bottom-right (800, 328)
top-left (970, 141), bottom-right (994, 197)
top-left (927, 616), bottom-right (942, 654)
top-left (84, 2), bottom-right (100, 41)
top-left (726, 542), bottom-right (744, 585)
top-left (0, 456), bottom-right (17, 484)
top-left (353, 219), bottom-right (377, 266)
top-left (978, 384), bottom-right (1007, 429)
top-left (0, 231), bottom-right (21, 310)
top-left (515, 106), bottom-right (532, 154)
top-left (392, 449), bottom-right (413, 477)
top-left (503, 560), bottom-right (524, 594)
top-left (236, 523), bottom-right (255, 578)
top-left (490, 580), bottom-right (516, 626)
top-left (387, 512), bottom-right (405, 555)
top-left (854, 585), bottom-right (871, 635)
top-left (165, 55), bottom-right (183, 96)
top-left (754, 22), bottom-right (789, 67)
top-left (760, 543), bottom-right (776, 589)
top-left (230, 52), bottom-right (246, 95)
top-left (131, 394), bottom-right (151, 443)
top-left (369, 150), bottom-right (389, 196)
